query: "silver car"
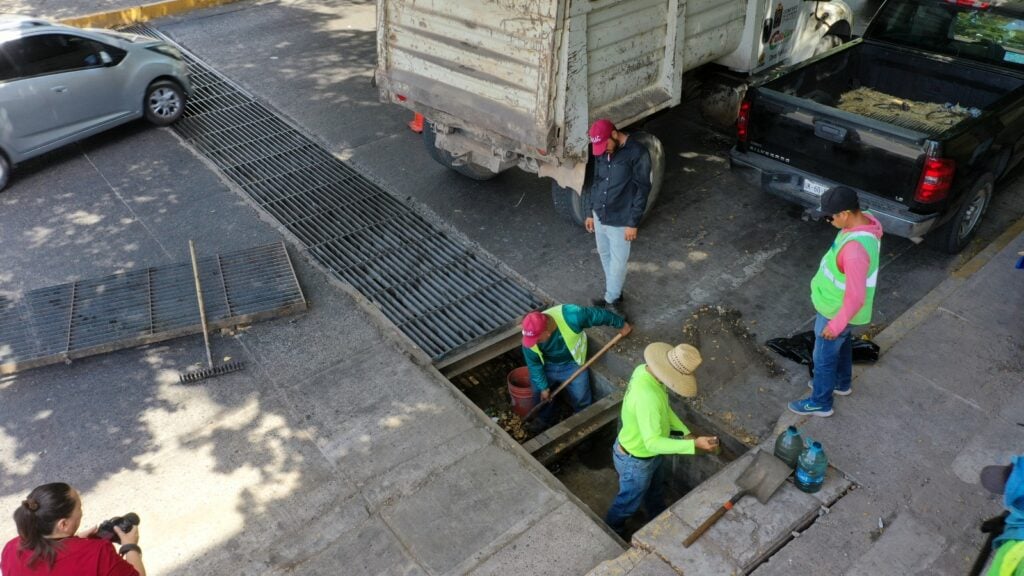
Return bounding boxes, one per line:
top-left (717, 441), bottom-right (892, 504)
top-left (0, 15), bottom-right (191, 190)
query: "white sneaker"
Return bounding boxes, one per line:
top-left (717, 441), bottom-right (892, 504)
top-left (807, 380), bottom-right (852, 396)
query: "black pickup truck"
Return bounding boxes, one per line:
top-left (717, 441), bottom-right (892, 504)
top-left (730, 0), bottom-right (1024, 253)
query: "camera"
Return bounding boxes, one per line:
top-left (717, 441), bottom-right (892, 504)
top-left (96, 513), bottom-right (140, 543)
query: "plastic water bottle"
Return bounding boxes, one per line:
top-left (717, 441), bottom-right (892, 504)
top-left (773, 426), bottom-right (804, 469)
top-left (795, 441), bottom-right (828, 493)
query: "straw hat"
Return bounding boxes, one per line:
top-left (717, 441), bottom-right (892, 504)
top-left (644, 343), bottom-right (702, 397)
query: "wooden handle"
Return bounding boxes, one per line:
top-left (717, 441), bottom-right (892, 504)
top-left (188, 240), bottom-right (214, 369)
top-left (523, 330), bottom-right (627, 422)
top-left (683, 496), bottom-right (739, 548)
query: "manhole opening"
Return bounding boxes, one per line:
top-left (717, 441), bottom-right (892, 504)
top-left (448, 340), bottom-right (739, 541)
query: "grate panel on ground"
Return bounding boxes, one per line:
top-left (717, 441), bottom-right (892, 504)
top-left (0, 243), bottom-right (306, 375)
top-left (122, 24), bottom-right (543, 361)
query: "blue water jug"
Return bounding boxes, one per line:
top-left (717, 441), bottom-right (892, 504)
top-left (773, 426), bottom-right (804, 469)
top-left (795, 441), bottom-right (828, 493)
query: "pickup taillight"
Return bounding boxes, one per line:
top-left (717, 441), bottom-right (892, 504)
top-left (915, 157), bottom-right (956, 203)
top-left (944, 0), bottom-right (990, 8)
top-left (737, 100), bottom-right (751, 144)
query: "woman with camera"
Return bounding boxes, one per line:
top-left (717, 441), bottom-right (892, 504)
top-left (1, 482), bottom-right (145, 576)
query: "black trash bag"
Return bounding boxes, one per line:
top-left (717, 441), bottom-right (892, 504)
top-left (766, 330), bottom-right (880, 375)
top-left (765, 331), bottom-right (815, 367)
top-left (852, 338), bottom-right (880, 363)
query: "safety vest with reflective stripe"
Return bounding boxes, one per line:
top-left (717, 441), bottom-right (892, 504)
top-left (988, 540), bottom-right (1024, 576)
top-left (529, 305), bottom-right (587, 365)
top-left (810, 229), bottom-right (880, 325)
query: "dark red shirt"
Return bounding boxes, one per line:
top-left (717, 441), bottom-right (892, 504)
top-left (1, 537), bottom-right (138, 576)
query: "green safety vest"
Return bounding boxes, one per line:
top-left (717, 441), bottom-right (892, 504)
top-left (810, 229), bottom-right (880, 325)
top-left (529, 305), bottom-right (587, 365)
top-left (988, 541), bottom-right (1024, 576)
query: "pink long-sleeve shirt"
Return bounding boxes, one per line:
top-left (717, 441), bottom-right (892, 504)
top-left (826, 213), bottom-right (883, 335)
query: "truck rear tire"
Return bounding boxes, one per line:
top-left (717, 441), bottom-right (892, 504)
top-left (0, 153), bottom-right (9, 192)
top-left (422, 120), bottom-right (498, 181)
top-left (929, 173), bottom-right (993, 254)
top-left (551, 132), bottom-right (666, 228)
top-left (551, 181), bottom-right (590, 226)
top-left (632, 132), bottom-right (665, 222)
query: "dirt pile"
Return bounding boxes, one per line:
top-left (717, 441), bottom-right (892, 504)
top-left (681, 304), bottom-right (782, 386)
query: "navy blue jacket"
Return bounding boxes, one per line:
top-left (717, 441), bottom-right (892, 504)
top-left (587, 137), bottom-right (652, 227)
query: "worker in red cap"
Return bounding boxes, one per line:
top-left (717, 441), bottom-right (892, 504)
top-left (521, 304), bottom-right (631, 429)
top-left (585, 118), bottom-right (652, 318)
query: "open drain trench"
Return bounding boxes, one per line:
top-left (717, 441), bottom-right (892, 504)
top-left (124, 24), bottom-right (543, 362)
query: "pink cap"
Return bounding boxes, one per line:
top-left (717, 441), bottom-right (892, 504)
top-left (521, 311), bottom-right (548, 348)
top-left (589, 119), bottom-right (615, 155)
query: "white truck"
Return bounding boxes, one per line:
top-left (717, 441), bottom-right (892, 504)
top-left (375, 0), bottom-right (854, 224)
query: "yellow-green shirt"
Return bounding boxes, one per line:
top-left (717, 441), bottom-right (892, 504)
top-left (617, 365), bottom-right (695, 457)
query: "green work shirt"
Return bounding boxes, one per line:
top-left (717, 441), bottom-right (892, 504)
top-left (617, 365), bottom-right (695, 457)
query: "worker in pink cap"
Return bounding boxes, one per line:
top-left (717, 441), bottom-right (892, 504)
top-left (585, 118), bottom-right (651, 318)
top-left (521, 304), bottom-right (631, 429)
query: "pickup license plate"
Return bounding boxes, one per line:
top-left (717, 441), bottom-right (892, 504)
top-left (802, 178), bottom-right (829, 196)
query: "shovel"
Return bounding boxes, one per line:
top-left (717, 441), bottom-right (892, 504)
top-left (683, 449), bottom-right (792, 547)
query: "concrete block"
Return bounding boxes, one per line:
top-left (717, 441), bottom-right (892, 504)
top-left (846, 512), bottom-right (946, 576)
top-left (468, 501), bottom-right (623, 576)
top-left (380, 445), bottom-right (557, 575)
top-left (630, 552), bottom-right (684, 576)
top-left (632, 510), bottom-right (741, 575)
top-left (586, 547), bottom-right (646, 576)
top-left (652, 445), bottom-right (850, 570)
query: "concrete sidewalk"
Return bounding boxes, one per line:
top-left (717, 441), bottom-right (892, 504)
top-left (589, 222), bottom-right (1024, 574)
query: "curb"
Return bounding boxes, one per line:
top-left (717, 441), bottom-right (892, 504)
top-left (873, 215), bottom-right (1024, 351)
top-left (59, 0), bottom-right (240, 29)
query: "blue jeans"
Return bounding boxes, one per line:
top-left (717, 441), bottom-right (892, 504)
top-left (810, 313), bottom-right (853, 410)
top-left (593, 214), bottom-right (632, 303)
top-left (532, 361), bottom-right (592, 427)
top-left (605, 442), bottom-right (666, 535)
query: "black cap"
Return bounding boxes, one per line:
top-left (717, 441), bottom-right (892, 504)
top-left (981, 464), bottom-right (1013, 495)
top-left (820, 186), bottom-right (860, 215)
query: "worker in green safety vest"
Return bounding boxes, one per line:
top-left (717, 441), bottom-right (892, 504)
top-left (980, 457), bottom-right (1024, 576)
top-left (521, 304), bottom-right (630, 429)
top-left (789, 186), bottom-right (883, 417)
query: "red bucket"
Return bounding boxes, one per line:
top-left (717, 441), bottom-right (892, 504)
top-left (507, 366), bottom-right (536, 418)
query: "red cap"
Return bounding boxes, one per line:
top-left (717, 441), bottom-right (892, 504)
top-left (521, 311), bottom-right (549, 348)
top-left (589, 119), bottom-right (615, 155)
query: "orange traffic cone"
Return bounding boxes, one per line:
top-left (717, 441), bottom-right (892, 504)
top-left (408, 112), bottom-right (424, 133)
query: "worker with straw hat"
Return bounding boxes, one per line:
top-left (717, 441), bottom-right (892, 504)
top-left (605, 342), bottom-right (718, 537)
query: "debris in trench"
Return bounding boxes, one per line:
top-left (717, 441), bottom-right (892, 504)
top-left (453, 350), bottom-right (536, 443)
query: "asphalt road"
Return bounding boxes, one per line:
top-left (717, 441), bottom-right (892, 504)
top-left (152, 0), bottom-right (1024, 442)
top-left (1, 0), bottom-right (1021, 442)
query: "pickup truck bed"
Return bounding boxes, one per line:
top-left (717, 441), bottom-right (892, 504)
top-left (730, 0), bottom-right (1024, 253)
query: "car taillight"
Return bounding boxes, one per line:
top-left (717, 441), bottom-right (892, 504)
top-left (915, 157), bottom-right (955, 203)
top-left (944, 0), bottom-right (990, 8)
top-left (737, 100), bottom-right (751, 143)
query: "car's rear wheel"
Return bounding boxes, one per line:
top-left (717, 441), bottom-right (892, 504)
top-left (929, 173), bottom-right (993, 254)
top-left (0, 153), bottom-right (9, 192)
top-left (144, 80), bottom-right (186, 126)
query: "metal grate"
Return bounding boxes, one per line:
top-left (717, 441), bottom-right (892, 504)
top-left (123, 24), bottom-right (543, 361)
top-left (0, 242), bottom-right (306, 375)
